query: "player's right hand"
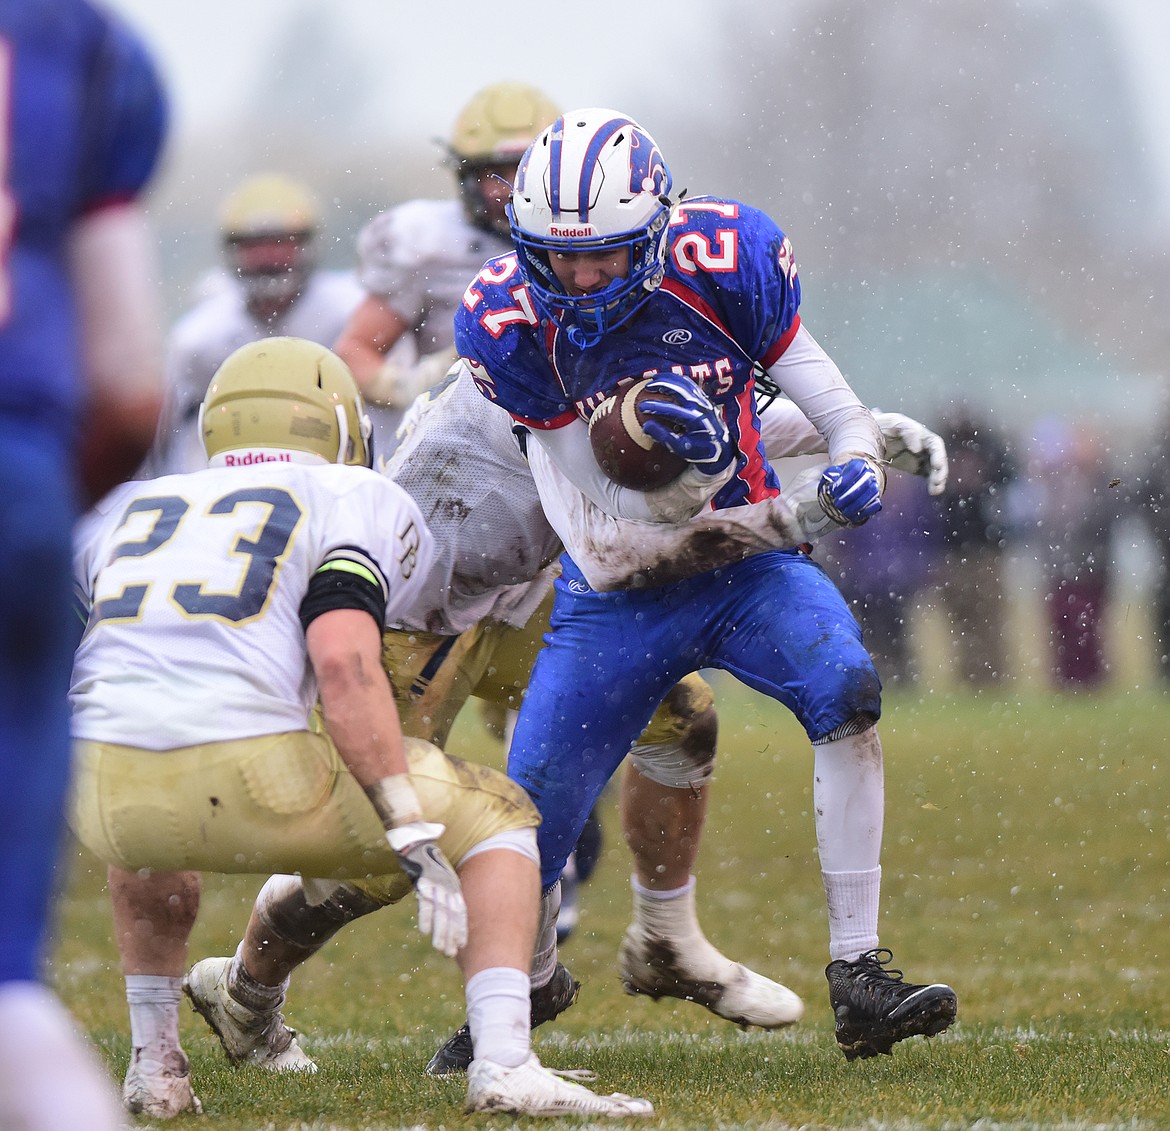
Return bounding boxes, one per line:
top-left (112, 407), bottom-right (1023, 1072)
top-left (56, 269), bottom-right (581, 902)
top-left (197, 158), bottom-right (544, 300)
top-left (639, 374), bottom-right (734, 475)
top-left (386, 821), bottom-right (467, 957)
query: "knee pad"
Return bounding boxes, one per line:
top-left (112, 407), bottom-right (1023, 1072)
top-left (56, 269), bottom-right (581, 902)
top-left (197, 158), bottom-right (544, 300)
top-left (629, 676), bottom-right (717, 789)
top-left (629, 740), bottom-right (715, 789)
top-left (255, 874), bottom-right (384, 952)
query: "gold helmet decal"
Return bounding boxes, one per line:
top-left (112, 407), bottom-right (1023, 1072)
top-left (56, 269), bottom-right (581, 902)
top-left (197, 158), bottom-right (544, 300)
top-left (448, 82), bottom-right (560, 166)
top-left (201, 338), bottom-right (373, 468)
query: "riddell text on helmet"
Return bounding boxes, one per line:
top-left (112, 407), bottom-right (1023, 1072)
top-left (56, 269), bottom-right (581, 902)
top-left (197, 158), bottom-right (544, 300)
top-left (222, 450), bottom-right (293, 466)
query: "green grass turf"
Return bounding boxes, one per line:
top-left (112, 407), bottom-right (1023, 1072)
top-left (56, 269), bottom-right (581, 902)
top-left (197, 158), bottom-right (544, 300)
top-left (49, 681), bottom-right (1170, 1128)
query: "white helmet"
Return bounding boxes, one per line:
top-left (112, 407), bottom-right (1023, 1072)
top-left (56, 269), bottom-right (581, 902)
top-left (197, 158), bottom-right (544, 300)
top-left (508, 108), bottom-right (674, 348)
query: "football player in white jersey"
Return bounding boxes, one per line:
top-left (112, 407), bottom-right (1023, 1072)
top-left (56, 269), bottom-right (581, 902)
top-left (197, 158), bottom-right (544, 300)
top-left (143, 174), bottom-right (408, 476)
top-left (334, 82), bottom-right (559, 417)
top-left (191, 360), bottom-right (948, 1077)
top-left (69, 339), bottom-right (653, 1121)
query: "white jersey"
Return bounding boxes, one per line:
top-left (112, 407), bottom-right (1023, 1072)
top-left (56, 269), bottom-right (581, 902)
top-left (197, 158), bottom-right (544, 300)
top-left (383, 366), bottom-right (559, 635)
top-left (144, 271), bottom-right (366, 477)
top-left (71, 462), bottom-right (434, 749)
top-left (357, 198), bottom-right (510, 355)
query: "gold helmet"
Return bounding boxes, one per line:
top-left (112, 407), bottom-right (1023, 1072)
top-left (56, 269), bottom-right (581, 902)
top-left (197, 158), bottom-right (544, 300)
top-left (201, 337), bottom-right (373, 468)
top-left (218, 174), bottom-right (319, 310)
top-left (449, 82), bottom-right (561, 165)
top-left (447, 83), bottom-right (560, 235)
top-left (219, 173), bottom-right (318, 241)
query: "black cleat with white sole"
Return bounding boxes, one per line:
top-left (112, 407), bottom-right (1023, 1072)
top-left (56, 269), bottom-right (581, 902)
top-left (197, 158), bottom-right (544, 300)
top-left (426, 961), bottom-right (581, 1076)
top-left (826, 947), bottom-right (956, 1060)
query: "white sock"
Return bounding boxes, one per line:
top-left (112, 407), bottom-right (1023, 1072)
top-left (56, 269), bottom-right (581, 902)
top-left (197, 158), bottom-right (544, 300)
top-left (0, 982), bottom-right (125, 1131)
top-left (125, 974), bottom-right (182, 1052)
top-left (466, 967), bottom-right (530, 1069)
top-left (227, 942), bottom-right (287, 1013)
top-left (630, 874), bottom-right (736, 979)
top-left (823, 867), bottom-right (881, 961)
top-left (631, 874), bottom-right (694, 903)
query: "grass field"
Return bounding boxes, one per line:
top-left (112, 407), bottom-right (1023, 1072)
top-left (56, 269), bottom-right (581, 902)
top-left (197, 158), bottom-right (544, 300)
top-left (49, 677), bottom-right (1170, 1130)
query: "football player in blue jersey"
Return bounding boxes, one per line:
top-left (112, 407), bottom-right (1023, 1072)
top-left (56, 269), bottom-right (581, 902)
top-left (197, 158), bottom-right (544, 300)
top-left (447, 107), bottom-right (957, 1062)
top-left (0, 3), bottom-right (167, 1127)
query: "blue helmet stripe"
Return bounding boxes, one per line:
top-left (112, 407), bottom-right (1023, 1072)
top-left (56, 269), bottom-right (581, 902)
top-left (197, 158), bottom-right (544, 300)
top-left (548, 116), bottom-right (566, 214)
top-left (576, 117), bottom-right (632, 222)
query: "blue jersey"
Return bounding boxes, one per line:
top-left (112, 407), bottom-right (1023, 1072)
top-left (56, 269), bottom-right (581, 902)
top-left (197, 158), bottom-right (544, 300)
top-left (0, 0), bottom-right (166, 430)
top-left (0, 0), bottom-right (165, 987)
top-left (456, 197), bottom-right (801, 508)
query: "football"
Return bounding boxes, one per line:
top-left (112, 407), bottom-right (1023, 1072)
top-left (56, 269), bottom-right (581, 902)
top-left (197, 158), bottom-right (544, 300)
top-left (587, 378), bottom-right (689, 490)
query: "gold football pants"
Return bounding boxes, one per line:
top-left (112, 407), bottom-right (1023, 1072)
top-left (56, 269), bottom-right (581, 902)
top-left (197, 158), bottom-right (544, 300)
top-left (71, 733), bottom-right (538, 905)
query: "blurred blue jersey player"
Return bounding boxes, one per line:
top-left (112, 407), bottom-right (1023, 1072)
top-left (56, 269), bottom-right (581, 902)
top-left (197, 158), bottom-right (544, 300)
top-left (0, 2), bottom-right (166, 1127)
top-left (447, 108), bottom-right (957, 1062)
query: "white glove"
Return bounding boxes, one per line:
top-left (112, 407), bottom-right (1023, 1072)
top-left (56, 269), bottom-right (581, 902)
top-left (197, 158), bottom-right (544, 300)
top-left (365, 347), bottom-right (459, 409)
top-left (386, 821), bottom-right (467, 957)
top-left (874, 411), bottom-right (948, 496)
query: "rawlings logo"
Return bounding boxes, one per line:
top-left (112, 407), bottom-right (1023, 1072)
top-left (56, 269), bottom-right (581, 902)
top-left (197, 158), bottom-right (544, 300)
top-left (662, 328), bottom-right (692, 345)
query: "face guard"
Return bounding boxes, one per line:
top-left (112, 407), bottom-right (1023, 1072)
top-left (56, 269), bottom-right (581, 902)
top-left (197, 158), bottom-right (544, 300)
top-left (219, 174), bottom-right (319, 311)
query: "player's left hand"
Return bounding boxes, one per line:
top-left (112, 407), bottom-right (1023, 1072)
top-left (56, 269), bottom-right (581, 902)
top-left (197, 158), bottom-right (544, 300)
top-left (639, 375), bottom-right (735, 475)
top-left (874, 412), bottom-right (948, 495)
top-left (818, 458), bottom-right (884, 526)
top-left (387, 821), bottom-right (467, 957)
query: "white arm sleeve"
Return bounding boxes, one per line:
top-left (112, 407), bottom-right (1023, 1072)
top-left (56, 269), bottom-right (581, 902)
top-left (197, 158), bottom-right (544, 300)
top-left (528, 418), bottom-right (733, 524)
top-left (759, 397), bottom-right (824, 458)
top-left (527, 440), bottom-right (835, 591)
top-left (764, 323), bottom-right (883, 464)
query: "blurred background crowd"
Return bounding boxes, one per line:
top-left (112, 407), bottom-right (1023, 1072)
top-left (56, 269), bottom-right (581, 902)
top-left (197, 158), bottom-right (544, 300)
top-left (818, 405), bottom-right (1170, 693)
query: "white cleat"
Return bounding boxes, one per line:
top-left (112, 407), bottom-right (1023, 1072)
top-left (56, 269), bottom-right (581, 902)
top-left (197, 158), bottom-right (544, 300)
top-left (619, 924), bottom-right (804, 1029)
top-left (122, 1047), bottom-right (203, 1119)
top-left (182, 956), bottom-right (316, 1072)
top-left (466, 1054), bottom-right (653, 1118)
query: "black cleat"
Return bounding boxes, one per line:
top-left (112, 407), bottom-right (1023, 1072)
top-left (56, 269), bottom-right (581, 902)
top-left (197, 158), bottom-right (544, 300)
top-left (826, 947), bottom-right (957, 1061)
top-left (425, 961), bottom-right (581, 1076)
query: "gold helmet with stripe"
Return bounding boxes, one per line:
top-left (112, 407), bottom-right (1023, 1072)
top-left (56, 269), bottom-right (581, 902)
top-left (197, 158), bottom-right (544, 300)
top-left (201, 337), bottom-right (373, 468)
top-left (446, 83), bottom-right (560, 236)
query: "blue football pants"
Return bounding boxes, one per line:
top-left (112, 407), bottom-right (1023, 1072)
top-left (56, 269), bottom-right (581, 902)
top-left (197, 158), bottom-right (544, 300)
top-left (0, 419), bottom-right (78, 983)
top-left (508, 549), bottom-right (882, 889)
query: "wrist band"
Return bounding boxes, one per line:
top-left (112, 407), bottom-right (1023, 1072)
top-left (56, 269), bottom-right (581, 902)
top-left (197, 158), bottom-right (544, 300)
top-left (366, 774), bottom-right (423, 829)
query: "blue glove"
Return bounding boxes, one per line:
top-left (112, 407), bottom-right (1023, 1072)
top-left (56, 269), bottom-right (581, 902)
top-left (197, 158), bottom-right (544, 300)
top-left (639, 375), bottom-right (735, 476)
top-left (818, 458), bottom-right (884, 526)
